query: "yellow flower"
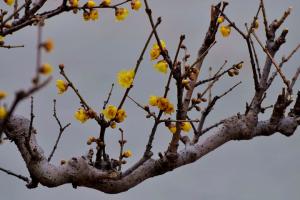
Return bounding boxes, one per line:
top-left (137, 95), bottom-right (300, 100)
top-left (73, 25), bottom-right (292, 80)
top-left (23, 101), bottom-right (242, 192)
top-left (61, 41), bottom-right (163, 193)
top-left (0, 35), bottom-right (4, 44)
top-left (0, 106), bottom-right (7, 120)
top-left (43, 38), bottom-right (54, 52)
top-left (86, 0), bottom-right (96, 8)
top-left (122, 150), bottom-right (132, 158)
top-left (181, 122), bottom-right (192, 133)
top-left (102, 104), bottom-right (117, 120)
top-left (101, 0), bottom-right (111, 6)
top-left (115, 8), bottom-right (129, 21)
top-left (0, 90), bottom-right (8, 100)
top-left (39, 63), bottom-right (53, 75)
top-left (90, 9), bottom-right (99, 20)
top-left (56, 79), bottom-right (68, 94)
top-left (164, 103), bottom-right (174, 115)
top-left (115, 109), bottom-right (127, 123)
top-left (83, 11), bottom-right (91, 21)
top-left (110, 121), bottom-right (117, 129)
top-left (254, 19), bottom-right (259, 29)
top-left (150, 40), bottom-right (166, 60)
top-left (69, 0), bottom-right (79, 7)
top-left (117, 69), bottom-right (135, 89)
top-left (150, 48), bottom-right (161, 60)
top-left (217, 16), bottom-right (224, 24)
top-left (157, 97), bottom-right (169, 111)
top-left (168, 124), bottom-right (176, 134)
top-left (131, 0), bottom-right (142, 11)
top-left (74, 108), bottom-right (90, 123)
top-left (4, 0), bottom-right (14, 6)
top-left (154, 60), bottom-right (168, 74)
top-left (220, 25), bottom-right (231, 37)
top-left (149, 95), bottom-right (158, 106)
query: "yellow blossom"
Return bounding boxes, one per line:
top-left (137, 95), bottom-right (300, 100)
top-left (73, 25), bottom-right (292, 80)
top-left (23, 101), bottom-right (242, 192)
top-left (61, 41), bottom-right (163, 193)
top-left (149, 95), bottom-right (158, 106)
top-left (0, 106), bottom-right (7, 120)
top-left (4, 0), bottom-right (14, 6)
top-left (131, 0), bottom-right (142, 11)
top-left (110, 121), bottom-right (117, 129)
top-left (122, 150), bottom-right (132, 158)
top-left (101, 0), bottom-right (111, 6)
top-left (90, 9), bottom-right (99, 20)
top-left (115, 8), bottom-right (129, 21)
top-left (164, 103), bottom-right (174, 115)
top-left (56, 79), bottom-right (68, 94)
top-left (39, 63), bottom-right (53, 75)
top-left (154, 60), bottom-right (168, 74)
top-left (117, 69), bottom-right (135, 89)
top-left (74, 108), bottom-right (90, 123)
top-left (86, 0), bottom-right (96, 8)
top-left (115, 109), bottom-right (127, 123)
top-left (217, 16), bottom-right (224, 24)
top-left (83, 11), bottom-right (91, 21)
top-left (157, 97), bottom-right (169, 111)
top-left (43, 38), bottom-right (54, 52)
top-left (150, 40), bottom-right (166, 60)
top-left (254, 19), bottom-right (259, 29)
top-left (181, 122), bottom-right (192, 133)
top-left (102, 104), bottom-right (117, 120)
top-left (69, 0), bottom-right (79, 7)
top-left (220, 25), bottom-right (231, 37)
top-left (168, 124), bottom-right (177, 134)
top-left (0, 90), bottom-right (8, 100)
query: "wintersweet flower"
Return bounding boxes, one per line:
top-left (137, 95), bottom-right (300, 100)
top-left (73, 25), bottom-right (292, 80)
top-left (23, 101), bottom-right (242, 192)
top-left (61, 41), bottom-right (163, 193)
top-left (217, 16), bottom-right (224, 24)
top-left (86, 0), bottom-right (96, 8)
top-left (0, 106), bottom-right (7, 120)
top-left (164, 103), bottom-right (174, 115)
top-left (39, 63), bottom-right (53, 75)
top-left (181, 122), bottom-right (192, 133)
top-left (56, 79), bottom-right (68, 94)
top-left (74, 108), bottom-right (90, 123)
top-left (122, 150), bottom-right (132, 158)
top-left (90, 9), bottom-right (99, 20)
top-left (69, 0), bottom-right (79, 7)
top-left (168, 124), bottom-right (176, 134)
top-left (220, 25), bottom-right (231, 37)
top-left (101, 0), bottom-right (111, 6)
top-left (131, 0), bottom-right (142, 11)
top-left (0, 90), bottom-right (8, 100)
top-left (83, 11), bottom-right (91, 21)
top-left (157, 97), bottom-right (169, 111)
top-left (150, 40), bottom-right (166, 60)
top-left (154, 60), bottom-right (168, 74)
top-left (115, 8), bottom-right (129, 21)
top-left (102, 105), bottom-right (117, 120)
top-left (115, 109), bottom-right (127, 123)
top-left (117, 69), bottom-right (135, 89)
top-left (4, 0), bottom-right (14, 6)
top-left (149, 95), bottom-right (158, 106)
top-left (43, 38), bottom-right (54, 53)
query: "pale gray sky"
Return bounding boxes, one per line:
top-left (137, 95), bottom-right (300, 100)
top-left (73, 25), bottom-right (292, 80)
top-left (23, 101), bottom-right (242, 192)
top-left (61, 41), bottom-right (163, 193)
top-left (1, 0), bottom-right (300, 200)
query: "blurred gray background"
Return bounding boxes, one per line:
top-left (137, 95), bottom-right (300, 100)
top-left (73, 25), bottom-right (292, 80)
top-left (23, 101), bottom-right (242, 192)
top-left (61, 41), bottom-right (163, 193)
top-left (1, 0), bottom-right (300, 199)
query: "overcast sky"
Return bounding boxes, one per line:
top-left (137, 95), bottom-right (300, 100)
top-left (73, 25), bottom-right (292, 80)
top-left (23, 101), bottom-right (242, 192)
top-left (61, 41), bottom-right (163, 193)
top-left (1, 0), bottom-right (300, 199)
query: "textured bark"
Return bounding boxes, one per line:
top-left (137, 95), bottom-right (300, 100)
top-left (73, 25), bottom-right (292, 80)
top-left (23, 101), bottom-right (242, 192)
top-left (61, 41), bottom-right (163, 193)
top-left (3, 114), bottom-right (298, 193)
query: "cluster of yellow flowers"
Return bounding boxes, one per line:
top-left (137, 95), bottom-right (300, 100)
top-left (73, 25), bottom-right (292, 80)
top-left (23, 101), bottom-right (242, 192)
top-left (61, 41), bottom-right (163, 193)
top-left (217, 16), bottom-right (231, 38)
top-left (149, 95), bottom-right (174, 115)
top-left (0, 90), bottom-right (8, 120)
top-left (167, 122), bottom-right (192, 134)
top-left (3, 0), bottom-right (14, 6)
top-left (149, 40), bottom-right (169, 74)
top-left (117, 69), bottom-right (135, 89)
top-left (102, 105), bottom-right (127, 123)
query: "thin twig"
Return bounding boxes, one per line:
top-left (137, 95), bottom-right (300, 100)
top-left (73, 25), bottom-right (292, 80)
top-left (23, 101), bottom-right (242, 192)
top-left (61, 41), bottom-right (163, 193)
top-left (103, 83), bottom-right (114, 110)
top-left (0, 167), bottom-right (29, 183)
top-left (48, 99), bottom-right (71, 162)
